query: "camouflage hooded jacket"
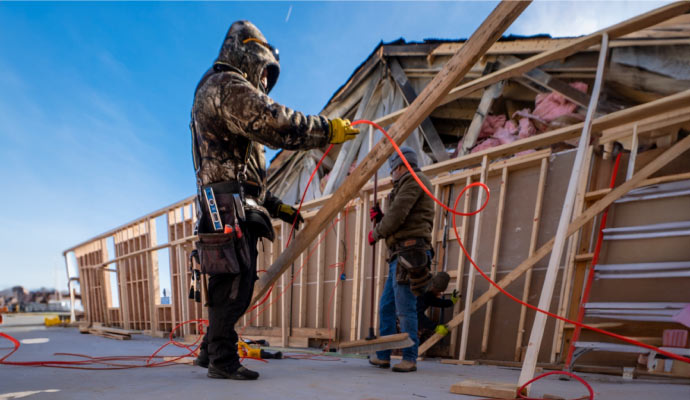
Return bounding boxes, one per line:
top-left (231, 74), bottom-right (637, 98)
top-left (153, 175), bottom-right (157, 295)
top-left (191, 21), bottom-right (331, 218)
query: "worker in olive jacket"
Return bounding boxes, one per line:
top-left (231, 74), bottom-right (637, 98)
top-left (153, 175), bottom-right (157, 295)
top-left (367, 146), bottom-right (435, 372)
top-left (191, 20), bottom-right (359, 380)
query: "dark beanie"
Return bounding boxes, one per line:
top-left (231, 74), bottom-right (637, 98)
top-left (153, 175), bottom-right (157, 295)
top-left (388, 146), bottom-right (418, 172)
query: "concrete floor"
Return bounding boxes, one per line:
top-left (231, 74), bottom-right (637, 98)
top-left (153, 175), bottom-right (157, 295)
top-left (1, 316), bottom-right (689, 400)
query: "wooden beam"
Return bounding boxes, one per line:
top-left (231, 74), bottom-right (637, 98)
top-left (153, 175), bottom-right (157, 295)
top-left (251, 1), bottom-right (531, 306)
top-left (419, 128), bottom-right (690, 356)
top-left (550, 146), bottom-right (593, 363)
top-left (459, 155), bottom-right (489, 360)
top-left (460, 81), bottom-right (504, 156)
top-left (514, 158), bottom-right (548, 360)
top-left (315, 232), bottom-right (326, 328)
top-left (449, 176), bottom-right (472, 356)
top-left (450, 380), bottom-right (517, 399)
top-left (626, 124), bottom-right (639, 181)
top-left (387, 57), bottom-right (449, 162)
top-left (517, 33), bottom-right (609, 390)
top-left (481, 166), bottom-right (508, 354)
top-left (372, 1), bottom-right (690, 128)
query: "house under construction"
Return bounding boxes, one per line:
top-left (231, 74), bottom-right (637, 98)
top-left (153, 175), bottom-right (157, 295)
top-left (12, 2), bottom-right (690, 399)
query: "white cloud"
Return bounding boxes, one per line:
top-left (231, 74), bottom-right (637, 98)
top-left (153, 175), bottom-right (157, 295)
top-left (511, 1), bottom-right (672, 38)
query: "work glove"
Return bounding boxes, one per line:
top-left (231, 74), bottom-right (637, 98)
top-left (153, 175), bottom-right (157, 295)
top-left (368, 230), bottom-right (376, 246)
top-left (451, 289), bottom-right (460, 305)
top-left (329, 118), bottom-right (360, 144)
top-left (369, 204), bottom-right (383, 223)
top-left (435, 324), bottom-right (449, 336)
top-left (277, 203), bottom-right (304, 230)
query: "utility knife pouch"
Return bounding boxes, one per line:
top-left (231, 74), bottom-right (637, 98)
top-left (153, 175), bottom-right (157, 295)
top-left (196, 232), bottom-right (251, 276)
top-left (394, 247), bottom-right (430, 286)
top-left (196, 193), bottom-right (251, 276)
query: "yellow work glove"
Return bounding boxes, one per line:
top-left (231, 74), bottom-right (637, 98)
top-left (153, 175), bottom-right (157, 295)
top-left (435, 324), bottom-right (449, 336)
top-left (450, 289), bottom-right (460, 305)
top-left (277, 203), bottom-right (304, 230)
top-left (329, 118), bottom-right (360, 144)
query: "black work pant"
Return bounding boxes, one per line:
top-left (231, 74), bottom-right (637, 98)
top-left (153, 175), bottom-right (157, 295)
top-left (200, 229), bottom-right (258, 371)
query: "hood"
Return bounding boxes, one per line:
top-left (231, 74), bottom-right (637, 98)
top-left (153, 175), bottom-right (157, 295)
top-left (215, 20), bottom-right (280, 94)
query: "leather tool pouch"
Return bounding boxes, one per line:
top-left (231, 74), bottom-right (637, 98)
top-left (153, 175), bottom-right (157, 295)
top-left (392, 239), bottom-right (431, 286)
top-left (196, 193), bottom-right (251, 276)
top-left (245, 208), bottom-right (275, 241)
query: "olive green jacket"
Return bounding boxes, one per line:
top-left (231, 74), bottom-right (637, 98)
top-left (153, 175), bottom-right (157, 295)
top-left (372, 169), bottom-right (435, 249)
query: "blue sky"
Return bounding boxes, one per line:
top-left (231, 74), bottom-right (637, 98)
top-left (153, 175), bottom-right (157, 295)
top-left (0, 1), bottom-right (668, 291)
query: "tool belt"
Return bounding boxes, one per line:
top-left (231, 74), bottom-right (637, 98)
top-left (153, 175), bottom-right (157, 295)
top-left (205, 180), bottom-right (261, 198)
top-left (196, 183), bottom-right (252, 276)
top-left (390, 238), bottom-right (433, 296)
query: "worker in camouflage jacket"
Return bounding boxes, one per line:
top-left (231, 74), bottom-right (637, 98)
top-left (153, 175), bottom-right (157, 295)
top-left (367, 146), bottom-right (435, 372)
top-left (191, 20), bottom-right (359, 381)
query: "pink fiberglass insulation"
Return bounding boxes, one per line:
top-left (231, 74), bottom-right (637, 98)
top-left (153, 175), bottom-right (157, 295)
top-left (478, 114), bottom-right (506, 139)
top-left (466, 82), bottom-right (588, 154)
top-left (471, 137), bottom-right (501, 153)
top-left (532, 82), bottom-right (588, 122)
top-left (494, 120), bottom-right (519, 145)
top-left (517, 117), bottom-right (537, 139)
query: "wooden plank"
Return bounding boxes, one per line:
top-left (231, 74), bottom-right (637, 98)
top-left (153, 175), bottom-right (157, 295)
top-left (514, 157), bottom-right (548, 360)
top-left (419, 129), bottom-right (690, 356)
top-left (387, 57), bottom-right (449, 162)
top-left (358, 192), bottom-right (373, 337)
top-left (441, 359), bottom-right (478, 365)
top-left (460, 81), bottom-right (504, 156)
top-left (349, 202), bottom-right (364, 341)
top-left (280, 223), bottom-right (290, 347)
top-left (372, 2), bottom-right (690, 128)
top-left (481, 166), bottom-right (508, 354)
top-left (268, 234), bottom-right (276, 328)
top-left (374, 197), bottom-right (386, 332)
top-left (332, 214), bottom-right (344, 337)
top-left (147, 219), bottom-right (160, 334)
top-left (627, 124), bottom-right (639, 181)
top-left (430, 184), bottom-right (444, 271)
top-left (459, 155), bottom-right (489, 360)
top-left (518, 33), bottom-right (609, 390)
top-left (292, 327), bottom-right (335, 340)
top-left (298, 253), bottom-right (307, 328)
top-left (315, 232), bottom-right (325, 328)
top-left (550, 146), bottom-right (593, 363)
top-left (339, 332), bottom-right (409, 349)
top-left (449, 176), bottom-right (473, 356)
top-left (251, 0), bottom-right (531, 310)
top-left (450, 380), bottom-right (517, 399)
top-left (88, 329), bottom-right (131, 341)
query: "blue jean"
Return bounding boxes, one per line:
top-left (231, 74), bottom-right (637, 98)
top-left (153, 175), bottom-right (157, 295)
top-left (376, 257), bottom-right (419, 362)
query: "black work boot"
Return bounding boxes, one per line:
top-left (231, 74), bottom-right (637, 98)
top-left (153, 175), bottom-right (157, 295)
top-left (194, 349), bottom-right (209, 368)
top-left (207, 363), bottom-right (259, 380)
